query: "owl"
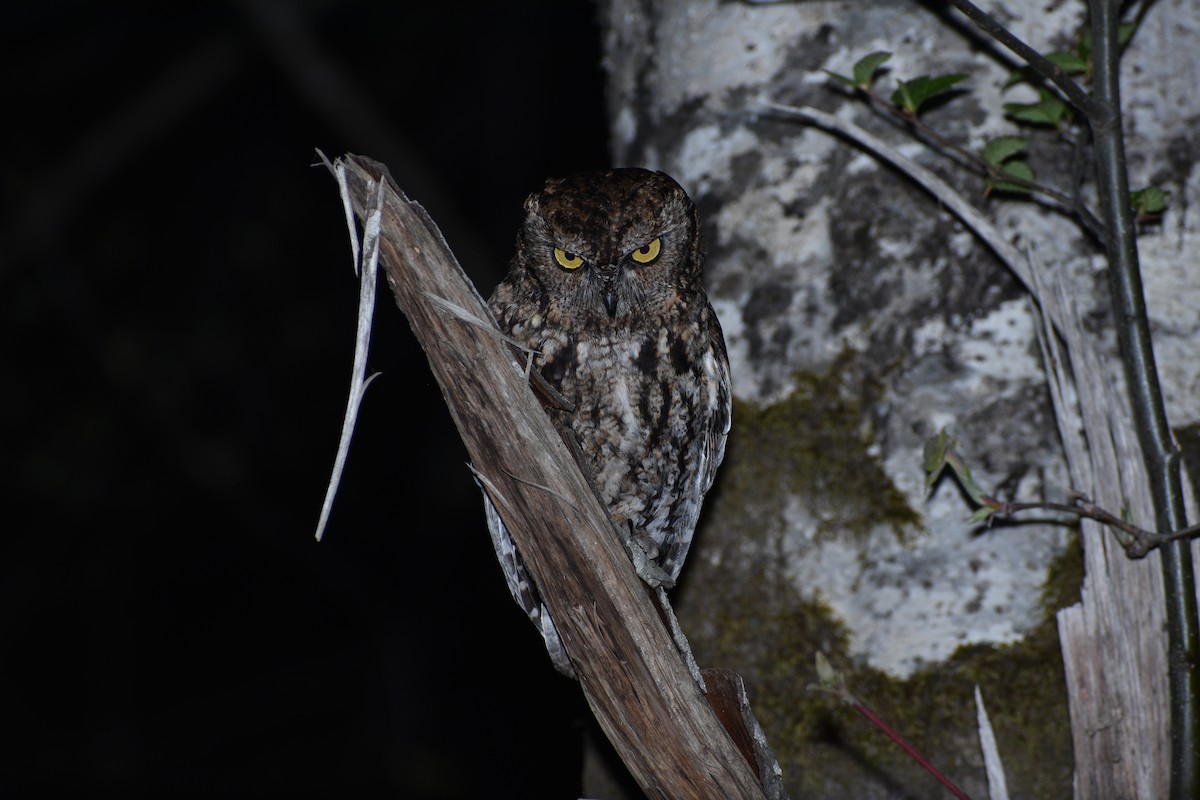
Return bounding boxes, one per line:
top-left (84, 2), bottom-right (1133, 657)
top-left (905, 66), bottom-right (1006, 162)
top-left (483, 168), bottom-right (731, 676)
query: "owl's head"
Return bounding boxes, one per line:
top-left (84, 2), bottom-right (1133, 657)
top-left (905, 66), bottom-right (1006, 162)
top-left (515, 168), bottom-right (704, 324)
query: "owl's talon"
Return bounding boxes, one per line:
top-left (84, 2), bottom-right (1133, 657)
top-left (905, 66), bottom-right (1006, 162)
top-left (625, 522), bottom-right (674, 589)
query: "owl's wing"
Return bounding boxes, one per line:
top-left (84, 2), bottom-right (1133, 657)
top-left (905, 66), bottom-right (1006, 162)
top-left (481, 490), bottom-right (574, 676)
top-left (659, 341), bottom-right (733, 581)
top-left (700, 342), bottom-right (733, 498)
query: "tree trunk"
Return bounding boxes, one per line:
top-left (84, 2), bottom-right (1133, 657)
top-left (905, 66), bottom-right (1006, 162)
top-left (599, 1), bottom-right (1200, 797)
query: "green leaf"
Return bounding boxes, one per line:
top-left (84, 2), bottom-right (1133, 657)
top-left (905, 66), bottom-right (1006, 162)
top-left (1004, 96), bottom-right (1070, 128)
top-left (1131, 186), bottom-right (1167, 216)
top-left (823, 70), bottom-right (857, 87)
top-left (982, 136), bottom-right (1028, 166)
top-left (991, 160), bottom-right (1035, 195)
top-left (1004, 51), bottom-right (1087, 89)
top-left (1118, 21), bottom-right (1137, 47)
top-left (815, 651), bottom-right (838, 687)
top-left (852, 51), bottom-right (892, 88)
top-left (922, 429), bottom-right (989, 505)
top-left (824, 52), bottom-right (893, 91)
top-left (969, 506), bottom-right (997, 524)
top-left (1046, 50), bottom-right (1089, 75)
top-left (949, 455), bottom-right (988, 506)
top-left (923, 429), bottom-right (955, 489)
top-left (891, 73), bottom-right (967, 115)
top-left (1002, 68), bottom-right (1028, 90)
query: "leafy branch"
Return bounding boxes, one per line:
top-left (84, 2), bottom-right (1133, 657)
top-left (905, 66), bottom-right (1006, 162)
top-left (887, 1), bottom-right (1196, 793)
top-left (924, 429), bottom-right (1200, 560)
top-left (782, 0), bottom-right (1194, 793)
top-left (825, 52), bottom-right (1060, 201)
top-left (824, 44), bottom-right (1165, 240)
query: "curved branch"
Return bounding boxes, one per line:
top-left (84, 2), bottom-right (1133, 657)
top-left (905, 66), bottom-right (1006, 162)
top-left (759, 103), bottom-right (1040, 304)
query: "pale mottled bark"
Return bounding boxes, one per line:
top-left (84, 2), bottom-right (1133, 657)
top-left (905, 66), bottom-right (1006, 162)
top-left (599, 1), bottom-right (1200, 797)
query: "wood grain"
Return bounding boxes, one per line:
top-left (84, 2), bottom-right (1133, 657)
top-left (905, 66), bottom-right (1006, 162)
top-left (334, 154), bottom-right (770, 800)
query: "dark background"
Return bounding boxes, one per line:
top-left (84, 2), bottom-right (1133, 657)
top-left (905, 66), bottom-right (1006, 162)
top-left (6, 2), bottom-right (610, 795)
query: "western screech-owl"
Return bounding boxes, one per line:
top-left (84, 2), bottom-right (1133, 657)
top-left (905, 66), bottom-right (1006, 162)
top-left (484, 168), bottom-right (731, 675)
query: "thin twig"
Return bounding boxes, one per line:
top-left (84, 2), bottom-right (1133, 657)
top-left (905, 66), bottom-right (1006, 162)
top-left (988, 497), bottom-right (1200, 559)
top-left (851, 701), bottom-right (972, 800)
top-left (1085, 1), bottom-right (1200, 792)
top-left (863, 90), bottom-right (1059, 201)
top-left (313, 159), bottom-right (385, 542)
top-left (943, 0), bottom-right (1106, 120)
top-left (501, 467), bottom-right (587, 513)
top-left (813, 656), bottom-right (971, 800)
top-left (420, 289), bottom-right (575, 412)
top-left (421, 290), bottom-right (538, 353)
top-left (828, 34), bottom-right (1106, 239)
top-left (760, 102), bottom-right (1029, 287)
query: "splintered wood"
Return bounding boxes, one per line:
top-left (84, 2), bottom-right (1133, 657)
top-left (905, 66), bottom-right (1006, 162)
top-left (331, 154), bottom-right (771, 800)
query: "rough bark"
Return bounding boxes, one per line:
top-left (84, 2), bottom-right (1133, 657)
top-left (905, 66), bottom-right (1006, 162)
top-left (598, 1), bottom-right (1200, 797)
top-left (332, 155), bottom-right (769, 800)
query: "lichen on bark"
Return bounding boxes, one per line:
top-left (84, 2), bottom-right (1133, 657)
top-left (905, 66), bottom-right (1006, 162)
top-left (598, 0), bottom-right (1200, 794)
top-left (712, 350), bottom-right (921, 548)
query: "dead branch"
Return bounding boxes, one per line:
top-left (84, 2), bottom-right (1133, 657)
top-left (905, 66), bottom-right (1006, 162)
top-left (330, 153), bottom-right (771, 800)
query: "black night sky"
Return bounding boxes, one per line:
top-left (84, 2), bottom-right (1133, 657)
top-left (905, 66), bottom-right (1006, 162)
top-left (6, 3), bottom-right (610, 796)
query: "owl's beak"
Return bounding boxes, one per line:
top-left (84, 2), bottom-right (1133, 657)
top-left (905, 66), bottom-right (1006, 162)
top-left (595, 266), bottom-right (620, 317)
top-left (603, 287), bottom-right (619, 317)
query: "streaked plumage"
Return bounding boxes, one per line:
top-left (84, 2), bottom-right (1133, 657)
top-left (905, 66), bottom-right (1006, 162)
top-left (484, 168), bottom-right (731, 675)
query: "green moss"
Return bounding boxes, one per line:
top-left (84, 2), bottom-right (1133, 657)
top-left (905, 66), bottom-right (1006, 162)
top-left (675, 353), bottom-right (1081, 798)
top-left (720, 351), bottom-right (921, 546)
top-left (1041, 528), bottom-right (1084, 613)
top-left (681, 539), bottom-right (1080, 798)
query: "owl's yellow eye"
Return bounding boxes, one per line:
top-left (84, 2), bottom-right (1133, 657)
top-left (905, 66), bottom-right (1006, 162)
top-left (630, 238), bottom-right (662, 264)
top-left (553, 247), bottom-right (584, 270)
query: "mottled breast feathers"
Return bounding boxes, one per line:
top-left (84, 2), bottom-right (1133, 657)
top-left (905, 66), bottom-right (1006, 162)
top-left (483, 168), bottom-right (731, 675)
